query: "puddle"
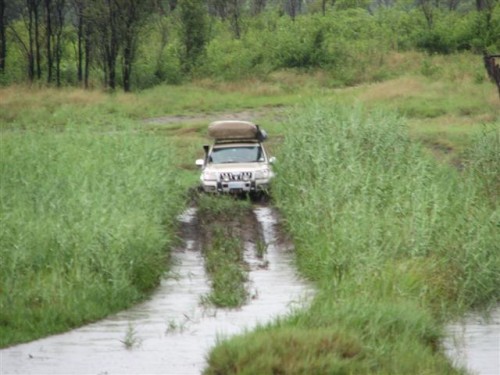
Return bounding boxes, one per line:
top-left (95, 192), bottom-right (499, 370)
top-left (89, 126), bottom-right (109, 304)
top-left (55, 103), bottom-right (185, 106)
top-left (444, 306), bottom-right (500, 375)
top-left (0, 206), bottom-right (312, 375)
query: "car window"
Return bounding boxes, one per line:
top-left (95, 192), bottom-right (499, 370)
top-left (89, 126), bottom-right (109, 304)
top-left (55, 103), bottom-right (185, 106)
top-left (210, 146), bottom-right (263, 163)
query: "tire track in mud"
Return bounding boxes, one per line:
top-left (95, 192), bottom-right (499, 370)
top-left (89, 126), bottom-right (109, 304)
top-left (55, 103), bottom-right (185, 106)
top-left (0, 205), bottom-right (312, 375)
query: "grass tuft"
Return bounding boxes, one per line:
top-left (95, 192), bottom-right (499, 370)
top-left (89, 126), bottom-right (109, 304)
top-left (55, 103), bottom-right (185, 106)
top-left (197, 195), bottom-right (253, 308)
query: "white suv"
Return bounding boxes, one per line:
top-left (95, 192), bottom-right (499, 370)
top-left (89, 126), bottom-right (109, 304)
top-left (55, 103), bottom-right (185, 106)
top-left (196, 121), bottom-right (275, 194)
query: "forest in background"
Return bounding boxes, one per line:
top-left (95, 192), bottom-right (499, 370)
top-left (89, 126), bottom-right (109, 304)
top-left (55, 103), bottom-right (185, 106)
top-left (0, 0), bottom-right (498, 91)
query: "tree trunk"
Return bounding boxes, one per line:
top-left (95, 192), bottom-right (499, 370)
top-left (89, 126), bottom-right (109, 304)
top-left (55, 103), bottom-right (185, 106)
top-left (107, 57), bottom-right (115, 89)
top-left (34, 1), bottom-right (41, 79)
top-left (285, 0), bottom-right (300, 20)
top-left (74, 0), bottom-right (83, 84)
top-left (0, 0), bottom-right (6, 73)
top-left (229, 0), bottom-right (241, 39)
top-left (84, 32), bottom-right (90, 88)
top-left (168, 0), bottom-right (177, 11)
top-left (54, 0), bottom-right (64, 87)
top-left (122, 42), bottom-right (132, 92)
top-left (28, 1), bottom-right (35, 82)
top-left (83, 16), bottom-right (91, 89)
top-left (45, 0), bottom-right (53, 83)
top-left (252, 0), bottom-right (266, 15)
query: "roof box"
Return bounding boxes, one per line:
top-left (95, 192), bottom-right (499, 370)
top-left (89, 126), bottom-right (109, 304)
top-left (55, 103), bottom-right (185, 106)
top-left (208, 120), bottom-right (267, 141)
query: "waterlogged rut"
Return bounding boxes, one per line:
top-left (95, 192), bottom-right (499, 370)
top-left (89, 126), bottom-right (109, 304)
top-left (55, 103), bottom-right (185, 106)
top-left (0, 206), bottom-right (312, 375)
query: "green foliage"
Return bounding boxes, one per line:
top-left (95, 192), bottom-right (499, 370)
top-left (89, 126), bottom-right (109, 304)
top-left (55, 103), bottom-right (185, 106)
top-left (201, 11), bottom-right (391, 85)
top-left (3, 4), bottom-right (497, 88)
top-left (0, 129), bottom-right (186, 347)
top-left (178, 0), bottom-right (209, 74)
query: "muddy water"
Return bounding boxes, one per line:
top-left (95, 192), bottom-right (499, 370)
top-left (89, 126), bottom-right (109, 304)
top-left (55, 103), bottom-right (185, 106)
top-left (0, 206), bottom-right (312, 375)
top-left (444, 306), bottom-right (500, 375)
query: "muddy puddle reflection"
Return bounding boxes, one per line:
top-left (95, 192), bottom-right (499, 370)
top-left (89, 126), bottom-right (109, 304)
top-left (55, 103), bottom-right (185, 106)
top-left (444, 306), bottom-right (500, 375)
top-left (1, 206), bottom-right (312, 375)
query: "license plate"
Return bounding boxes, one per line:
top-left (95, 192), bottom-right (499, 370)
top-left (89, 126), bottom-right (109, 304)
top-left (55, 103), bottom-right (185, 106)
top-left (228, 182), bottom-right (246, 189)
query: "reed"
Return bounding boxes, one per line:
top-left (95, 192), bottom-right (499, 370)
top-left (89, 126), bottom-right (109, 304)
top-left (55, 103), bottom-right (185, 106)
top-left (0, 129), bottom-right (186, 347)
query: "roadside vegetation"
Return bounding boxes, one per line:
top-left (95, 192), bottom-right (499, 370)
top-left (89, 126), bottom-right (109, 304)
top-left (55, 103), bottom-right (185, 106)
top-left (0, 125), bottom-right (189, 347)
top-left (204, 104), bottom-right (499, 374)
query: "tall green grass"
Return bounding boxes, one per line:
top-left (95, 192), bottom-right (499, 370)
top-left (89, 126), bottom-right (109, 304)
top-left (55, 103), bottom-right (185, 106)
top-left (205, 104), bottom-right (499, 374)
top-left (274, 104), bottom-right (498, 310)
top-left (197, 195), bottom-right (252, 308)
top-left (0, 129), bottom-right (186, 347)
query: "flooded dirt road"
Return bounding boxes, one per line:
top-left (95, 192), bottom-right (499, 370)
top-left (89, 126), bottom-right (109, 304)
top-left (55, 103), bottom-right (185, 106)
top-left (444, 306), bottom-right (500, 375)
top-left (0, 206), bottom-right (312, 375)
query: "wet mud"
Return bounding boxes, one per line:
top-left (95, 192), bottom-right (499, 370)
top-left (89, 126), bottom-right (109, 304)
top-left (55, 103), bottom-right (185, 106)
top-left (0, 206), bottom-right (312, 375)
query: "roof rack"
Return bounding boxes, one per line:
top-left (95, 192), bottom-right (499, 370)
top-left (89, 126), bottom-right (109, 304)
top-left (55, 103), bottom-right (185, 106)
top-left (208, 120), bottom-right (267, 142)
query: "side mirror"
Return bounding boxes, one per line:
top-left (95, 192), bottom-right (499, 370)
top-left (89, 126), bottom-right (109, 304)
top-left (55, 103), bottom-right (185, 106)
top-left (195, 159), bottom-right (204, 167)
top-left (203, 144), bottom-right (210, 155)
top-left (269, 156), bottom-right (276, 164)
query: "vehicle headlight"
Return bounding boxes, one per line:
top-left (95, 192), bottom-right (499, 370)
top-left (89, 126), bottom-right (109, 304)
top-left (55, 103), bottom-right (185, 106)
top-left (254, 168), bottom-right (270, 179)
top-left (202, 170), bottom-right (218, 181)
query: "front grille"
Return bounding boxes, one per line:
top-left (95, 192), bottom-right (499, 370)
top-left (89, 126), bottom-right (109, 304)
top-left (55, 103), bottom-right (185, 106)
top-left (219, 172), bottom-right (252, 181)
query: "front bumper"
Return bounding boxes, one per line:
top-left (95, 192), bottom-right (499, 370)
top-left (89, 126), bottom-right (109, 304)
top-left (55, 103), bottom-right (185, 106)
top-left (201, 179), bottom-right (270, 194)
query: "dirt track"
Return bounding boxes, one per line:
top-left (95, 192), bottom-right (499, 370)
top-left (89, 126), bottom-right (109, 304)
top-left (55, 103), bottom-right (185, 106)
top-left (143, 107), bottom-right (286, 125)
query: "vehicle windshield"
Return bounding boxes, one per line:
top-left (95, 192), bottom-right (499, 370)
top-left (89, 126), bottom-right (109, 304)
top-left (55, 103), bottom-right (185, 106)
top-left (209, 145), bottom-right (264, 164)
